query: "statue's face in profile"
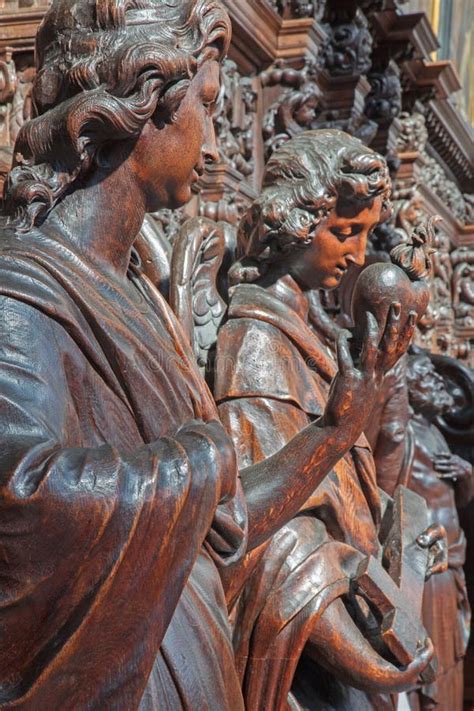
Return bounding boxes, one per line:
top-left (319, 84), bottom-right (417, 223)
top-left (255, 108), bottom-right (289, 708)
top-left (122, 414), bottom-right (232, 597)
top-left (128, 60), bottom-right (220, 211)
top-left (293, 95), bottom-right (318, 127)
top-left (288, 194), bottom-right (384, 290)
top-left (409, 356), bottom-right (454, 418)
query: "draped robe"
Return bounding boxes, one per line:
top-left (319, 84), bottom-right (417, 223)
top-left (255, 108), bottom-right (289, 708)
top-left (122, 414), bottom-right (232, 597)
top-left (405, 417), bottom-right (470, 710)
top-left (214, 278), bottom-right (393, 711)
top-left (0, 225), bottom-right (247, 710)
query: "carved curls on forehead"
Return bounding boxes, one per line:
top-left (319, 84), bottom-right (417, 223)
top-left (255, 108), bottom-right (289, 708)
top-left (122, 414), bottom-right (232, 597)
top-left (34, 0), bottom-right (230, 114)
top-left (234, 129), bottom-right (391, 271)
top-left (6, 0), bottom-right (230, 231)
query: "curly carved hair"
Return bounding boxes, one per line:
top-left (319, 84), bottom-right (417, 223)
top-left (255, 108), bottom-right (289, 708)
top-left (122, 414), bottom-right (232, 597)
top-left (4, 0), bottom-right (231, 230)
top-left (231, 129), bottom-right (392, 283)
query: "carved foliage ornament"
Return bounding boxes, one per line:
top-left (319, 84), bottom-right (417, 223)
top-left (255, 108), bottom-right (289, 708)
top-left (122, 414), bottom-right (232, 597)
top-left (321, 10), bottom-right (373, 77)
top-left (365, 62), bottom-right (402, 124)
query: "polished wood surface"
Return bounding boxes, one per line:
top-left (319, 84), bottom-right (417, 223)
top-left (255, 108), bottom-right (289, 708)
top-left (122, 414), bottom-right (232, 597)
top-left (0, 0), bottom-right (471, 709)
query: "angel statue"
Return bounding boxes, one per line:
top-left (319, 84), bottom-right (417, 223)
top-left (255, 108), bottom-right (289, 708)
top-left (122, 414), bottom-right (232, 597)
top-left (170, 129), bottom-right (448, 710)
top-left (0, 0), bottom-right (444, 707)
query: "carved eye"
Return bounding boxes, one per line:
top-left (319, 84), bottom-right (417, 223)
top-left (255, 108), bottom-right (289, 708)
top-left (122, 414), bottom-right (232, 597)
top-left (330, 224), bottom-right (363, 240)
top-left (330, 227), bottom-right (351, 240)
top-left (202, 100), bottom-right (216, 116)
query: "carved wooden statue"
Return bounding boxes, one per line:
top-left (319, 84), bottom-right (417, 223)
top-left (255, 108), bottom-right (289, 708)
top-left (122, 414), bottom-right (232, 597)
top-left (0, 2), bottom-right (248, 707)
top-left (0, 1), bottom-right (449, 709)
top-left (207, 130), bottom-right (445, 710)
top-left (404, 353), bottom-right (472, 711)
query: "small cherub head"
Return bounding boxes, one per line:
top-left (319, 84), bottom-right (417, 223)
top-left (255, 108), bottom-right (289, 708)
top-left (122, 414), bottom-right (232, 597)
top-left (231, 128), bottom-right (391, 289)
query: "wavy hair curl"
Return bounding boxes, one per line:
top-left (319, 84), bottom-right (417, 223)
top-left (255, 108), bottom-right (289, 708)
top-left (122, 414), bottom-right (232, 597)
top-left (231, 129), bottom-right (391, 284)
top-left (4, 0), bottom-right (231, 231)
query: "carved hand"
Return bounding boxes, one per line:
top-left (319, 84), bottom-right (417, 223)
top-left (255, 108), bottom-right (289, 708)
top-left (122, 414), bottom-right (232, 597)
top-left (176, 419), bottom-right (237, 503)
top-left (307, 598), bottom-right (435, 694)
top-left (324, 304), bottom-right (416, 436)
top-left (362, 638), bottom-right (434, 693)
top-left (417, 523), bottom-right (448, 578)
top-left (433, 452), bottom-right (472, 482)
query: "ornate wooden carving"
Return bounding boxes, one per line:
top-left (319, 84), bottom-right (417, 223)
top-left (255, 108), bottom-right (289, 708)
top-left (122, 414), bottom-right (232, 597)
top-left (0, 0), bottom-right (471, 706)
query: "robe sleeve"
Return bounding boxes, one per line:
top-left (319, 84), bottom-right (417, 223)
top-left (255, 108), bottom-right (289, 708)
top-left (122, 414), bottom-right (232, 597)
top-left (218, 397), bottom-right (310, 470)
top-left (0, 296), bottom-right (226, 708)
top-left (218, 395), bottom-right (380, 556)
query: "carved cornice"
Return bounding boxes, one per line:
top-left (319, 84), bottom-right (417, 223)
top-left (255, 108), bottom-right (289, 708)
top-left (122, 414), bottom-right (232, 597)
top-left (417, 182), bottom-right (473, 243)
top-left (224, 0), bottom-right (325, 72)
top-left (371, 10), bottom-right (438, 61)
top-left (277, 17), bottom-right (326, 59)
top-left (424, 100), bottom-right (474, 194)
top-left (0, 9), bottom-right (44, 52)
top-left (402, 58), bottom-right (461, 101)
top-left (265, 0), bottom-right (326, 20)
top-left (317, 71), bottom-right (371, 119)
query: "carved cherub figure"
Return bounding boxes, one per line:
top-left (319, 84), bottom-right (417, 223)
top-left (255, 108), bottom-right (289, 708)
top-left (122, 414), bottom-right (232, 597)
top-left (405, 354), bottom-right (472, 711)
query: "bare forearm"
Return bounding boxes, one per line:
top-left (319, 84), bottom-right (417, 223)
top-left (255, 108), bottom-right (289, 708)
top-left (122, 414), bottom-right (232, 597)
top-left (305, 599), bottom-right (428, 693)
top-left (241, 417), bottom-right (361, 550)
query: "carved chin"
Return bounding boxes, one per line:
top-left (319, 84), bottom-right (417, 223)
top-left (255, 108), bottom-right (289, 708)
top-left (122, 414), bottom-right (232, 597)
top-left (167, 186), bottom-right (192, 210)
top-left (322, 273), bottom-right (342, 290)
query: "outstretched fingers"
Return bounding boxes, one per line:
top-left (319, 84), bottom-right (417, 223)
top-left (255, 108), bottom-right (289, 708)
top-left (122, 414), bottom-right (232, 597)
top-left (377, 302), bottom-right (405, 373)
top-left (336, 329), bottom-right (355, 377)
top-left (417, 522), bottom-right (445, 548)
top-left (360, 312), bottom-right (379, 374)
top-left (417, 523), bottom-right (448, 577)
top-left (384, 638), bottom-right (434, 690)
top-left (396, 310), bottom-right (417, 358)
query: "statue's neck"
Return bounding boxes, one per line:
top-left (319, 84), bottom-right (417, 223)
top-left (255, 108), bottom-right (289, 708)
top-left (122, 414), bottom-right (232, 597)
top-left (44, 161), bottom-right (146, 281)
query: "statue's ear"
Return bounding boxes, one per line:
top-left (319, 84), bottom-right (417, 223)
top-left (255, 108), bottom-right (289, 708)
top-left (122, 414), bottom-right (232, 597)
top-left (170, 216), bottom-right (233, 376)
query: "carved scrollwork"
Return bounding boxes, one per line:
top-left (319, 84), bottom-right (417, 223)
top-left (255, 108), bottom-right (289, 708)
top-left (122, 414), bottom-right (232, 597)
top-left (452, 262), bottom-right (474, 328)
top-left (214, 59), bottom-right (257, 178)
top-left (199, 193), bottom-right (247, 226)
top-left (365, 62), bottom-right (402, 125)
top-left (420, 155), bottom-right (470, 224)
top-left (262, 58), bottom-right (321, 159)
top-left (147, 208), bottom-right (188, 246)
top-left (0, 49), bottom-right (18, 147)
top-left (321, 10), bottom-right (373, 77)
top-left (395, 111), bottom-right (428, 154)
top-left (451, 249), bottom-right (474, 328)
top-left (0, 53), bottom-right (34, 177)
top-left (0, 50), bottom-right (17, 105)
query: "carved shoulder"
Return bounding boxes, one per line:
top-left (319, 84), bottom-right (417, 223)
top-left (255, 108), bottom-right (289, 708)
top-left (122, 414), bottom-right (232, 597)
top-left (215, 316), bottom-right (324, 416)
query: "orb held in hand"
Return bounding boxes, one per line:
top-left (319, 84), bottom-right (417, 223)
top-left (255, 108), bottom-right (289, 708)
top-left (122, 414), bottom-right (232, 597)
top-left (351, 216), bottom-right (441, 348)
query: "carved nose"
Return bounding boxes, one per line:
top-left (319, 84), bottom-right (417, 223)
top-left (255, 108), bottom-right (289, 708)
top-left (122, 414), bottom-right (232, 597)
top-left (202, 120), bottom-right (219, 164)
top-left (347, 246), bottom-right (366, 267)
top-left (347, 234), bottom-right (368, 267)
